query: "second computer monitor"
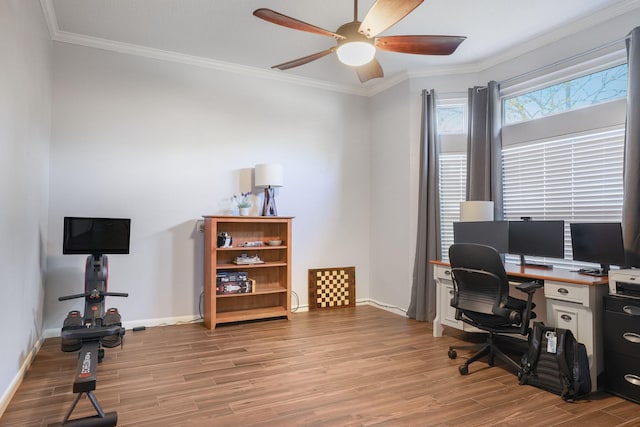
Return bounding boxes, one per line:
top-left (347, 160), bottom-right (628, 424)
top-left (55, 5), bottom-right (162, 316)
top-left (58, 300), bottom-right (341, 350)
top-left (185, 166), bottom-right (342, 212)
top-left (508, 220), bottom-right (565, 268)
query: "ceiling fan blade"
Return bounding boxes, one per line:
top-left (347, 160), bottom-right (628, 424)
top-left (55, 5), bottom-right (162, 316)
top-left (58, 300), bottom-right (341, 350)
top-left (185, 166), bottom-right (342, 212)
top-left (272, 48), bottom-right (336, 70)
top-left (254, 8), bottom-right (345, 39)
top-left (359, 0), bottom-right (424, 38)
top-left (355, 58), bottom-right (384, 83)
top-left (375, 35), bottom-right (466, 55)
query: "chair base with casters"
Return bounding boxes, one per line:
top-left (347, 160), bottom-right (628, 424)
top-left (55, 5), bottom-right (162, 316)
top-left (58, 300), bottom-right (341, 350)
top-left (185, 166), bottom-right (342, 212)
top-left (448, 331), bottom-right (526, 375)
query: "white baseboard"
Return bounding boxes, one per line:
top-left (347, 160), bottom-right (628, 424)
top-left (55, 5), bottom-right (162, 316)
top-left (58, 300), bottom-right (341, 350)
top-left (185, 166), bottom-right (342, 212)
top-left (0, 337), bottom-right (44, 418)
top-left (291, 299), bottom-right (407, 317)
top-left (360, 299), bottom-right (408, 317)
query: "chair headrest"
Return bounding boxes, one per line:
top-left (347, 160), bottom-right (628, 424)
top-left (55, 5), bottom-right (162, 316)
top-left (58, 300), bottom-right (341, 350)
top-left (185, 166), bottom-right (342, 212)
top-left (449, 243), bottom-right (508, 281)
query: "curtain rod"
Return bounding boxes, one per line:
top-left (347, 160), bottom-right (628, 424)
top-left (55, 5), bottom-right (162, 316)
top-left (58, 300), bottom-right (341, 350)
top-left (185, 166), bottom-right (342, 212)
top-left (499, 35), bottom-right (629, 87)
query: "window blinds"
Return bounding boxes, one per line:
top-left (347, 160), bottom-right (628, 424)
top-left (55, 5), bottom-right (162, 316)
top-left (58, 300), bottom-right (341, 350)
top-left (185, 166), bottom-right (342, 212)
top-left (439, 153), bottom-right (467, 261)
top-left (502, 127), bottom-right (625, 268)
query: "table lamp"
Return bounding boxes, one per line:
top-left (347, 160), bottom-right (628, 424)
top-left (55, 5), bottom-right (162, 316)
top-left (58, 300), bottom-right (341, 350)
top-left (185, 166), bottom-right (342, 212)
top-left (459, 201), bottom-right (494, 222)
top-left (254, 163), bottom-right (283, 216)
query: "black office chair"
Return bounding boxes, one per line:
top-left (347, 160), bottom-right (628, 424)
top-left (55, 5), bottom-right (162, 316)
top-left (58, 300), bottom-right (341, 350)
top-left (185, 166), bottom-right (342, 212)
top-left (447, 243), bottom-right (543, 375)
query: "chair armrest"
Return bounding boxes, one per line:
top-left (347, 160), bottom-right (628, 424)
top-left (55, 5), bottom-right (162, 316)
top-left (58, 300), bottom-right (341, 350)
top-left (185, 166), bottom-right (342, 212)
top-left (514, 281), bottom-right (543, 334)
top-left (515, 281), bottom-right (543, 294)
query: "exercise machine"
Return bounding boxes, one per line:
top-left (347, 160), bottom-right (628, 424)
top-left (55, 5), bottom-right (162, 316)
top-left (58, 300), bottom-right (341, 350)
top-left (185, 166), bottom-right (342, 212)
top-left (50, 255), bottom-right (127, 427)
top-left (50, 217), bottom-right (131, 427)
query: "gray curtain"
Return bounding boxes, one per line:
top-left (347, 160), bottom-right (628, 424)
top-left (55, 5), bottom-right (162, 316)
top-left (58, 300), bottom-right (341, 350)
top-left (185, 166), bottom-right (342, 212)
top-left (408, 89), bottom-right (441, 322)
top-left (623, 26), bottom-right (640, 267)
top-left (466, 81), bottom-right (503, 220)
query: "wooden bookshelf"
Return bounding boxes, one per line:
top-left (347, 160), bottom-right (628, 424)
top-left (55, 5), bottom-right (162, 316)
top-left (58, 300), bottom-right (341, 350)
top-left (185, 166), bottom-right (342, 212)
top-left (202, 215), bottom-right (293, 329)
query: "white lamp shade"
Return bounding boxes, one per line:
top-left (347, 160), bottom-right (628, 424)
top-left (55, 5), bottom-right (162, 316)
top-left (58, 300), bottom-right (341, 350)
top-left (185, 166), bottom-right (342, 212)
top-left (459, 201), bottom-right (494, 222)
top-left (336, 42), bottom-right (376, 67)
top-left (254, 163), bottom-right (284, 188)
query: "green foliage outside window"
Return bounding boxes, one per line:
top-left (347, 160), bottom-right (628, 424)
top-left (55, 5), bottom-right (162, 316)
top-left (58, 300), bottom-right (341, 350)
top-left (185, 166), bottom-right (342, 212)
top-left (504, 64), bottom-right (628, 125)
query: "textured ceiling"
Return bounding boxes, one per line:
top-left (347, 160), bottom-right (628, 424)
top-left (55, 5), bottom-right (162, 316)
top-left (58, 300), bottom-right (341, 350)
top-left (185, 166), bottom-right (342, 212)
top-left (45, 0), bottom-right (638, 91)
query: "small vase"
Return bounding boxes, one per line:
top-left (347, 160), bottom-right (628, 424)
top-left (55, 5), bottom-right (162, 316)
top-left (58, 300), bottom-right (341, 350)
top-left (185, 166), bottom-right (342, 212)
top-left (239, 207), bottom-right (250, 216)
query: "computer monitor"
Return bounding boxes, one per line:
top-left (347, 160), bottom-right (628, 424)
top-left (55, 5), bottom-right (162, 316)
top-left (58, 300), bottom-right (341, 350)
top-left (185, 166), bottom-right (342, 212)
top-left (570, 222), bottom-right (626, 276)
top-left (63, 217), bottom-right (131, 256)
top-left (453, 221), bottom-right (509, 253)
top-left (508, 220), bottom-right (565, 269)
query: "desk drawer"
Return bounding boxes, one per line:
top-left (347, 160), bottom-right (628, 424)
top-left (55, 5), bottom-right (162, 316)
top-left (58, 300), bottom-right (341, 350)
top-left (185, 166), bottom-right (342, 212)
top-left (604, 311), bottom-right (640, 358)
top-left (605, 295), bottom-right (640, 315)
top-left (604, 352), bottom-right (640, 404)
top-left (544, 281), bottom-right (589, 305)
top-left (604, 296), bottom-right (640, 359)
top-left (435, 266), bottom-right (452, 281)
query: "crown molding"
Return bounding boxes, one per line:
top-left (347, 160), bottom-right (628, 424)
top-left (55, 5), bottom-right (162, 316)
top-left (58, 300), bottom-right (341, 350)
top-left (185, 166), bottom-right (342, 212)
top-left (36, 0), bottom-right (435, 97)
top-left (53, 29), bottom-right (371, 96)
top-left (408, 0), bottom-right (640, 82)
top-left (408, 62), bottom-right (482, 81)
top-left (471, 0), bottom-right (640, 74)
top-left (39, 0), bottom-right (640, 98)
top-left (39, 1), bottom-right (371, 96)
top-left (365, 71), bottom-right (411, 96)
top-left (39, 0), bottom-right (58, 35)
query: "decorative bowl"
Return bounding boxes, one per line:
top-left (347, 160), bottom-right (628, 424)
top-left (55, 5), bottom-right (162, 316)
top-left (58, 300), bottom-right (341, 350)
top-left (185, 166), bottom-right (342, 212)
top-left (267, 239), bottom-right (282, 246)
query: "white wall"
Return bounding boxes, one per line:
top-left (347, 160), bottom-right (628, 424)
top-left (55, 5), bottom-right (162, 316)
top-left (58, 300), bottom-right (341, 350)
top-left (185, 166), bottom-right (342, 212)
top-left (44, 43), bottom-right (372, 331)
top-left (367, 73), bottom-right (484, 313)
top-left (368, 80), bottom-right (413, 311)
top-left (0, 0), bottom-right (52, 413)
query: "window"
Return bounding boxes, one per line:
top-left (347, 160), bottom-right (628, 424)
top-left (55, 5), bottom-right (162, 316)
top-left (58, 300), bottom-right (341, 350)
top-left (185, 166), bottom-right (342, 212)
top-left (437, 105), bottom-right (466, 134)
top-left (501, 57), bottom-right (627, 269)
top-left (434, 60), bottom-right (627, 268)
top-left (502, 127), bottom-right (625, 268)
top-left (503, 63), bottom-right (628, 125)
top-left (437, 100), bottom-right (468, 260)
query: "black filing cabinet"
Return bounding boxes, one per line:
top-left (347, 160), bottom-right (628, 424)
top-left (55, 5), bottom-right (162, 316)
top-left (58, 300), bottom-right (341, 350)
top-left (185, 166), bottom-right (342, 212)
top-left (603, 295), bottom-right (640, 403)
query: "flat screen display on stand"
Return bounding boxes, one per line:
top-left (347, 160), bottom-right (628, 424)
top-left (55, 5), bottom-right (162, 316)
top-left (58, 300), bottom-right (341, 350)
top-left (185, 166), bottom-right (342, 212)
top-left (453, 221), bottom-right (509, 254)
top-left (508, 220), bottom-right (565, 269)
top-left (63, 217), bottom-right (131, 256)
top-left (570, 222), bottom-right (626, 277)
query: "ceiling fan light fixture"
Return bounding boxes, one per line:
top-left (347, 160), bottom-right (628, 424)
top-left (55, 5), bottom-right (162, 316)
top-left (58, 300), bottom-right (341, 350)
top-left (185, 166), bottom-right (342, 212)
top-left (336, 41), bottom-right (376, 66)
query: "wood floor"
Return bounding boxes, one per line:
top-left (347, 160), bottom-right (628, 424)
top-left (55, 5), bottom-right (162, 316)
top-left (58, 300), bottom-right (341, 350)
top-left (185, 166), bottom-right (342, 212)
top-left (2, 306), bottom-right (639, 427)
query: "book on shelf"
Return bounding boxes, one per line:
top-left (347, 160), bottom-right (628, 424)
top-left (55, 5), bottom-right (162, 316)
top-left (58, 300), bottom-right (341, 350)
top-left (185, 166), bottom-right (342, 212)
top-left (216, 271), bottom-right (248, 282)
top-left (216, 279), bottom-right (254, 295)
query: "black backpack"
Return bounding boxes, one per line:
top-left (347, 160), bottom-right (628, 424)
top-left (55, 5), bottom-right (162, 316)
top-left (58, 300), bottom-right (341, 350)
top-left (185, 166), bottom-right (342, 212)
top-left (519, 322), bottom-right (591, 401)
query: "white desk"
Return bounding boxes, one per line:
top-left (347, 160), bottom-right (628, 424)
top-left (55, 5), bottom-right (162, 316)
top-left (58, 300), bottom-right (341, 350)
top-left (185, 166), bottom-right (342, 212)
top-left (431, 261), bottom-right (608, 391)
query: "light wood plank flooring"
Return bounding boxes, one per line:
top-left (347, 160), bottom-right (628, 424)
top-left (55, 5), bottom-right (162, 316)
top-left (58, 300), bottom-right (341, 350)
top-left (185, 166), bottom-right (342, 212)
top-left (2, 306), bottom-right (638, 426)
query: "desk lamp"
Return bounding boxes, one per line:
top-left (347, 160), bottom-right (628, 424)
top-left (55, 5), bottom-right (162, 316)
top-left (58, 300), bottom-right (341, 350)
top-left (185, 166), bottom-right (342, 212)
top-left (255, 163), bottom-right (283, 216)
top-left (460, 201), bottom-right (494, 222)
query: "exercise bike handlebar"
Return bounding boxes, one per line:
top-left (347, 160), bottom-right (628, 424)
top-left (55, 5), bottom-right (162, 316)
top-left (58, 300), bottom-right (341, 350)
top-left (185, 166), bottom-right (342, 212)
top-left (58, 291), bottom-right (129, 301)
top-left (104, 291), bottom-right (129, 298)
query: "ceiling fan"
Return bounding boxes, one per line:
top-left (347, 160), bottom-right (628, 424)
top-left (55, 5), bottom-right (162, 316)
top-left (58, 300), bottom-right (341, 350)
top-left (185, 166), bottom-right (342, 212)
top-left (253, 0), bottom-right (466, 83)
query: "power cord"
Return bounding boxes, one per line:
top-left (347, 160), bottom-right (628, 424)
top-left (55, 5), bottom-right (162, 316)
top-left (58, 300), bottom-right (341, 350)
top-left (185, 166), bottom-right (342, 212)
top-left (291, 290), bottom-right (300, 312)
